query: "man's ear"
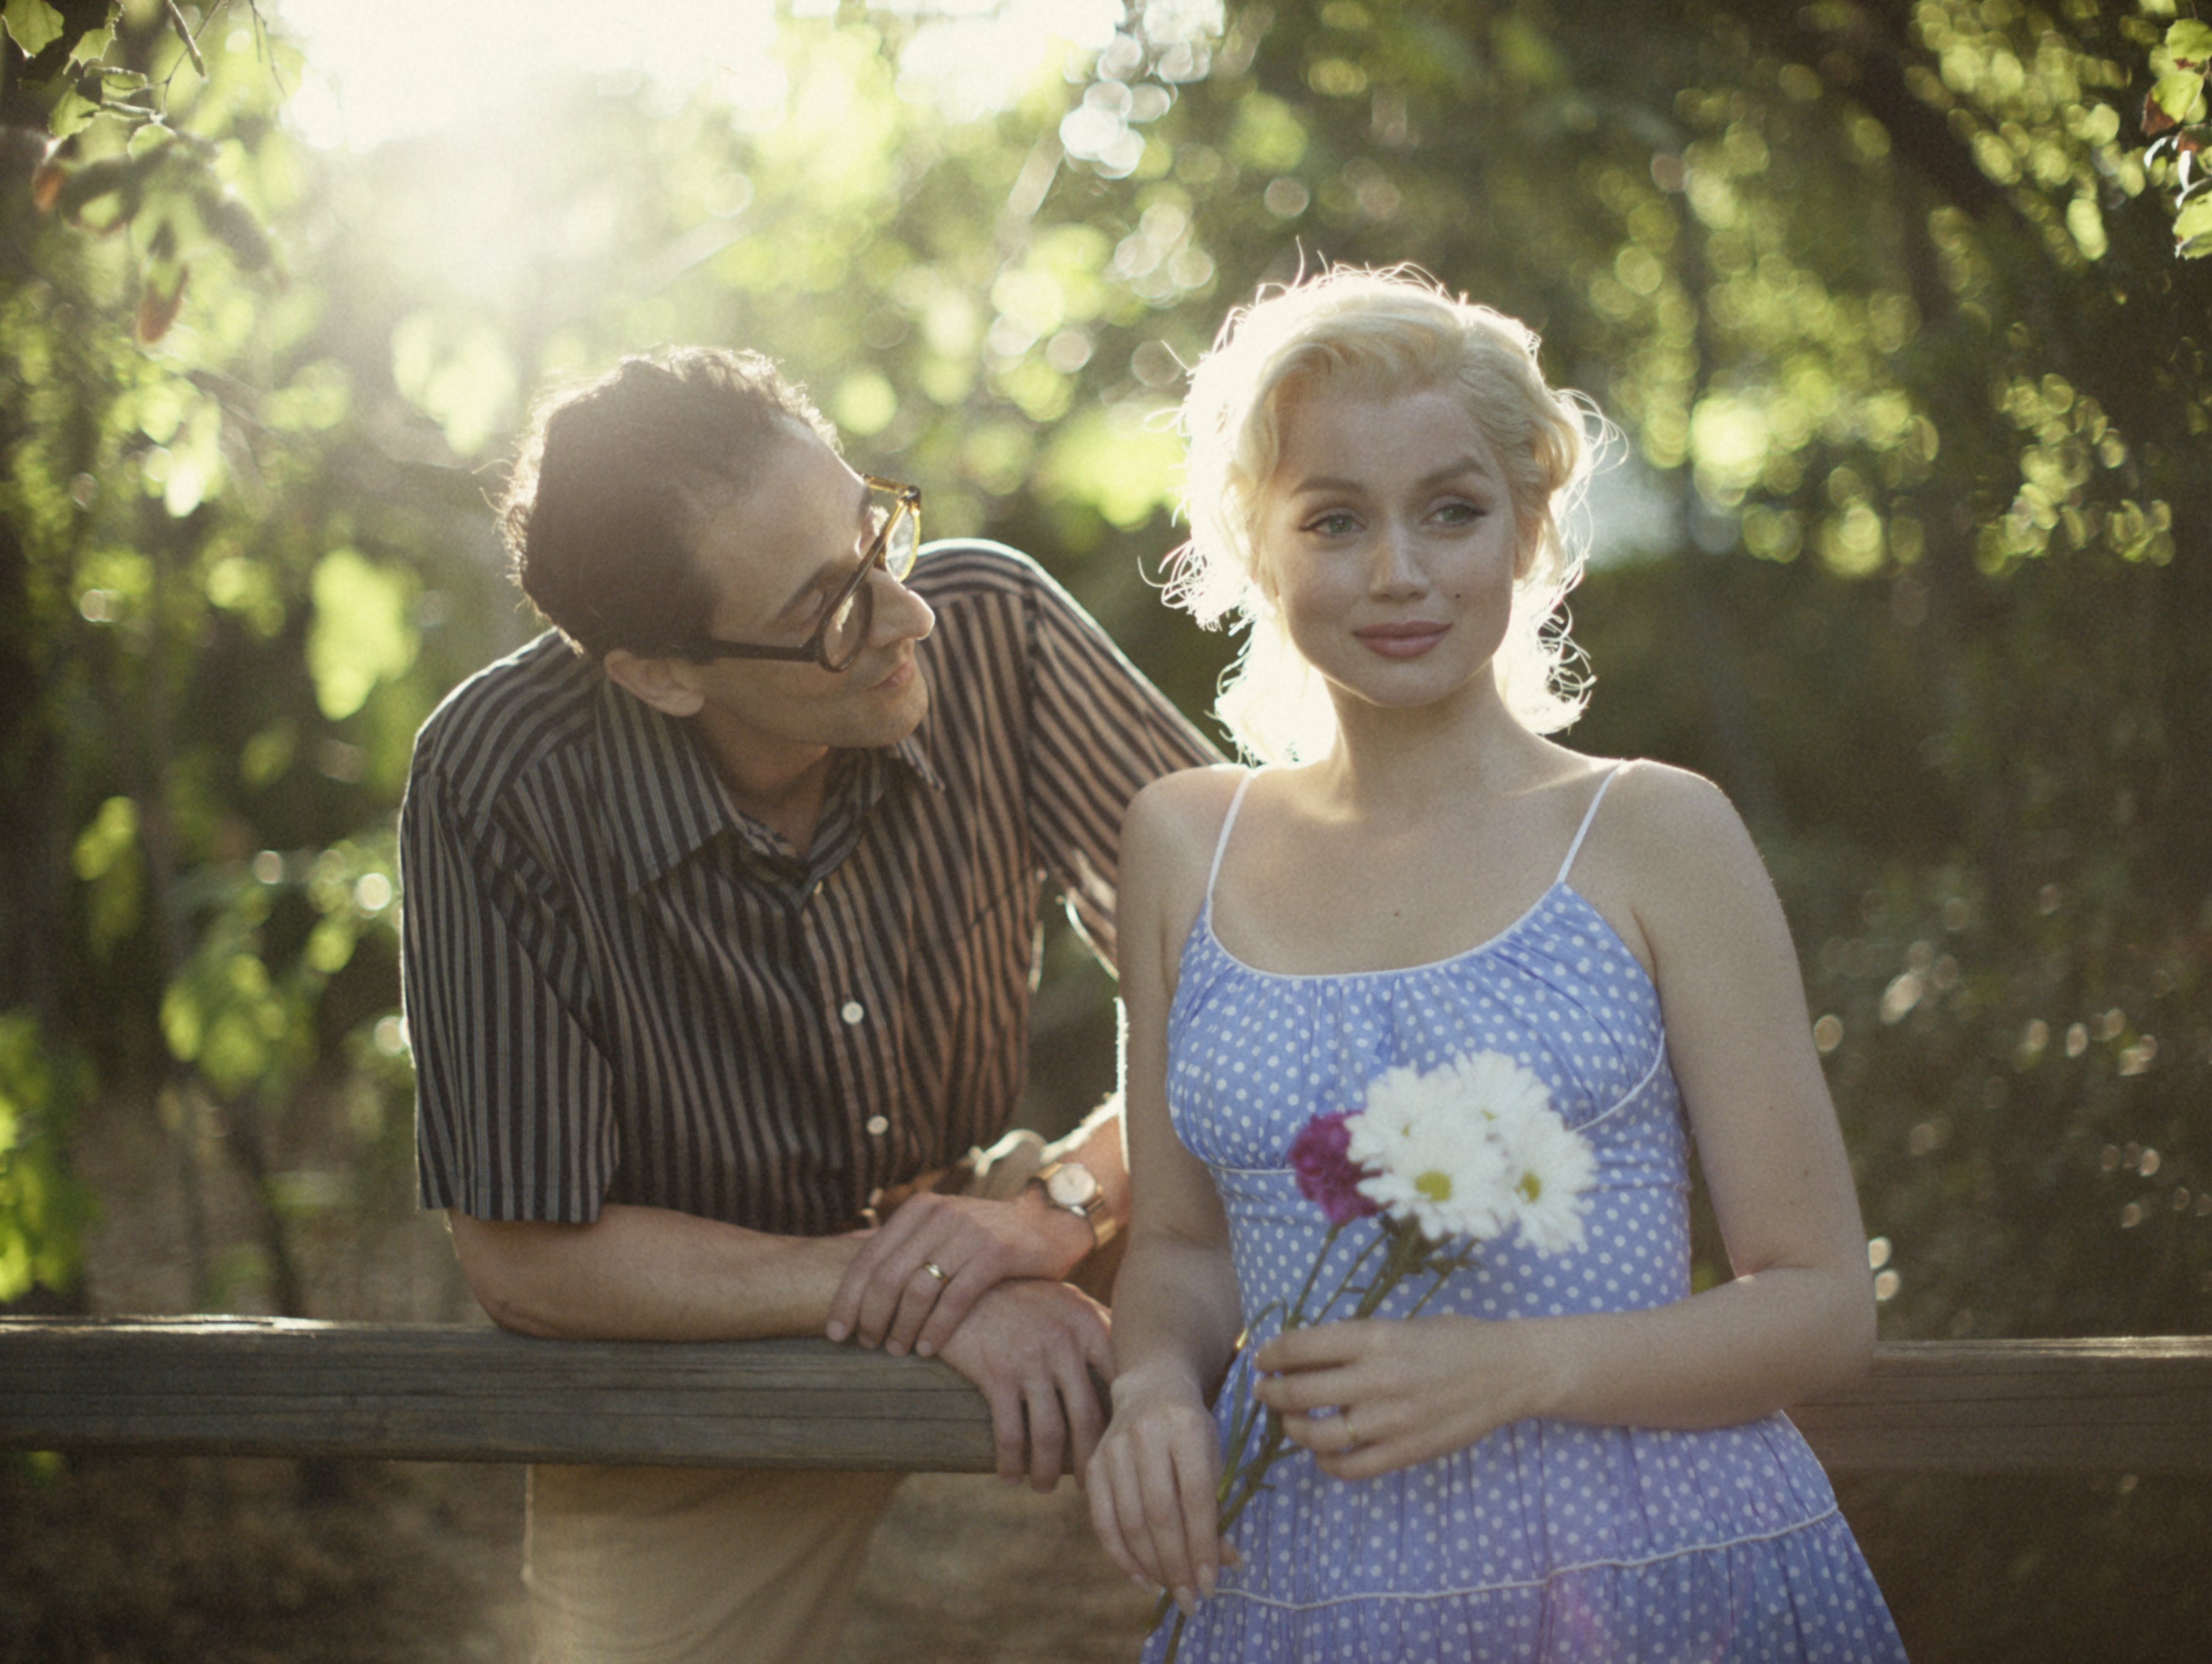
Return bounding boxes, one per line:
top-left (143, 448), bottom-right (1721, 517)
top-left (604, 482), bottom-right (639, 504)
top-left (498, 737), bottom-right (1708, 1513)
top-left (604, 649), bottom-right (707, 719)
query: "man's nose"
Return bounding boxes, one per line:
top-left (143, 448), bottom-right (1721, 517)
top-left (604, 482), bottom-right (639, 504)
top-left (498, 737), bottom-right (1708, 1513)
top-left (872, 567), bottom-right (935, 644)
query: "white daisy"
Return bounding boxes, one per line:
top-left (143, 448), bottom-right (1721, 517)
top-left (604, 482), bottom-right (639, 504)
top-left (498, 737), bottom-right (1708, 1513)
top-left (1348, 1056), bottom-right (1527, 1242)
top-left (1497, 1100), bottom-right (1597, 1256)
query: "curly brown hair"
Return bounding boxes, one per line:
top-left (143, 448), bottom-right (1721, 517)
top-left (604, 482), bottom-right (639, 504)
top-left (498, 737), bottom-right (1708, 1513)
top-left (499, 347), bottom-right (839, 659)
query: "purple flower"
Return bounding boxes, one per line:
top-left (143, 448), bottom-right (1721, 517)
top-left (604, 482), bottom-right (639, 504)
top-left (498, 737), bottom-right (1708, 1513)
top-left (1289, 1111), bottom-right (1381, 1226)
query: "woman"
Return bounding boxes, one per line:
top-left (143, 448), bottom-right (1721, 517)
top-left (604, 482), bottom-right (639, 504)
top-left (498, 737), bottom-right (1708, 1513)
top-left (1088, 267), bottom-right (1907, 1662)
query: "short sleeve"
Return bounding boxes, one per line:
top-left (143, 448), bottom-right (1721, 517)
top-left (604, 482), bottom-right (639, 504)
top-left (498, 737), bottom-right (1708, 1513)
top-left (1020, 569), bottom-right (1221, 968)
top-left (401, 763), bottom-right (620, 1223)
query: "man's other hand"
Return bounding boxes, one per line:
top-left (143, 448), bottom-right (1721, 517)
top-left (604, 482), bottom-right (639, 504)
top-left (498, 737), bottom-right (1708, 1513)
top-left (932, 1279), bottom-right (1111, 1491)
top-left (826, 1189), bottom-right (1091, 1357)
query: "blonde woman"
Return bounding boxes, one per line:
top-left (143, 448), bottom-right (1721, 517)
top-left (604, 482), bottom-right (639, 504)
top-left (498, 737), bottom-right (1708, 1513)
top-left (1088, 268), bottom-right (1906, 1662)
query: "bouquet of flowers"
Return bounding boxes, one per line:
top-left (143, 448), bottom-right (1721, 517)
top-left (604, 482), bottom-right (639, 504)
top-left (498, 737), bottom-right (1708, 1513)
top-left (1160, 1049), bottom-right (1596, 1660)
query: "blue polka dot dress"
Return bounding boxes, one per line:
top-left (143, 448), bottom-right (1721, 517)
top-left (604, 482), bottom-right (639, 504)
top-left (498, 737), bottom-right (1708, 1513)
top-left (1148, 767), bottom-right (1907, 1663)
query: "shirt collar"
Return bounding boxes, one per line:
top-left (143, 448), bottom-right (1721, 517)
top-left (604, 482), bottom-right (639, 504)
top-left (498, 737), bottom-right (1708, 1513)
top-left (886, 725), bottom-right (947, 796)
top-left (596, 677), bottom-right (947, 894)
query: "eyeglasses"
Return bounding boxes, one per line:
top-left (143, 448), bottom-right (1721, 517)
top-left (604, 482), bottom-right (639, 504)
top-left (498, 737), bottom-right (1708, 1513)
top-left (682, 477), bottom-right (922, 673)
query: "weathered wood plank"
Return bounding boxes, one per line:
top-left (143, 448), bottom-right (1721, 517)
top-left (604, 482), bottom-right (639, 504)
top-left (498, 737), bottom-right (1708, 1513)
top-left (0, 1318), bottom-right (997, 1471)
top-left (2, 1320), bottom-right (2207, 1474)
top-left (1791, 1337), bottom-right (2212, 1475)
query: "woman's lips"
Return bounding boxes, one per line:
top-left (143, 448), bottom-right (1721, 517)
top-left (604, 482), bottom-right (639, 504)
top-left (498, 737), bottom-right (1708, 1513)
top-left (1353, 622), bottom-right (1450, 659)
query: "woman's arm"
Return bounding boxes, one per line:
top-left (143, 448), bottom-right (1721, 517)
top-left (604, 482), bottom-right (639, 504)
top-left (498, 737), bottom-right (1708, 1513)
top-left (1255, 766), bottom-right (1876, 1480)
top-left (1085, 773), bottom-right (1249, 1611)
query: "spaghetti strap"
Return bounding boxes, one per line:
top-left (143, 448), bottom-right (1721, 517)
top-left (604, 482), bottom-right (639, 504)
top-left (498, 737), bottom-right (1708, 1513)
top-left (1205, 771), bottom-right (1258, 909)
top-left (1555, 762), bottom-right (1630, 886)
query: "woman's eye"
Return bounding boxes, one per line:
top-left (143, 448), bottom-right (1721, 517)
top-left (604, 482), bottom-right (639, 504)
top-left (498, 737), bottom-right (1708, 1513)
top-left (1434, 501), bottom-right (1483, 525)
top-left (1305, 512), bottom-right (1359, 536)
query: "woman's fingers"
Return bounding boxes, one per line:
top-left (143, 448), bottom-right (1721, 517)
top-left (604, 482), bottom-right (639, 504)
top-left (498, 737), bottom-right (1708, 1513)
top-left (1255, 1359), bottom-right (1359, 1417)
top-left (1129, 1434), bottom-right (1190, 1585)
top-left (1252, 1318), bottom-right (1369, 1375)
top-left (1173, 1429), bottom-right (1224, 1599)
top-left (1086, 1452), bottom-right (1150, 1584)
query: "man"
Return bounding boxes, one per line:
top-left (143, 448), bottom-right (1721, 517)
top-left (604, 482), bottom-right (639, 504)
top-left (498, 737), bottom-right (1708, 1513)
top-left (399, 347), bottom-right (1216, 1663)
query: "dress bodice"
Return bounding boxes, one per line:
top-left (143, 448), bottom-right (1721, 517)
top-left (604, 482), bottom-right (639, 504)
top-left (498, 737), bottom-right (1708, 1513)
top-left (1165, 771), bottom-right (1687, 1334)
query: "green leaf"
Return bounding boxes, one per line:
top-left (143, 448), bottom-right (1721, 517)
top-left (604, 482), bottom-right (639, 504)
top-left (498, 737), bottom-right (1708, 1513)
top-left (307, 549), bottom-right (417, 721)
top-left (2077, 103), bottom-right (2120, 147)
top-left (70, 795), bottom-right (139, 882)
top-left (193, 183), bottom-right (273, 272)
top-left (2150, 71), bottom-right (2208, 129)
top-left (2065, 195), bottom-right (2107, 261)
top-left (1228, 92), bottom-right (1309, 172)
top-left (2169, 21), bottom-right (2212, 69)
top-left (64, 22), bottom-right (111, 68)
top-left (71, 796), bottom-right (144, 951)
top-left (1043, 405), bottom-right (1183, 530)
top-left (389, 314), bottom-right (519, 458)
top-left (0, 1014), bottom-right (92, 1302)
top-left (833, 370), bottom-right (897, 437)
top-left (2174, 191), bottom-right (2212, 257)
top-left (1, 0), bottom-right (66, 58)
top-left (303, 915), bottom-right (357, 977)
top-left (45, 86), bottom-right (97, 139)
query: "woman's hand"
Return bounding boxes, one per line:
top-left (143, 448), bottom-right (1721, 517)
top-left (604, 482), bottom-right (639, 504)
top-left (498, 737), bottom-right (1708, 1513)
top-left (1254, 1315), bottom-right (1546, 1482)
top-left (1087, 1367), bottom-right (1235, 1615)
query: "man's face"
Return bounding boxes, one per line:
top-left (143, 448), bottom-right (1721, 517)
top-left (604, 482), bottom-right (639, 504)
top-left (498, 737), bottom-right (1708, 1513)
top-left (679, 424), bottom-right (936, 757)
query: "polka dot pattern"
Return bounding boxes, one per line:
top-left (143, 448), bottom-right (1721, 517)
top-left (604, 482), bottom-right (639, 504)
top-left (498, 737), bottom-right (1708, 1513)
top-left (1146, 782), bottom-right (1908, 1663)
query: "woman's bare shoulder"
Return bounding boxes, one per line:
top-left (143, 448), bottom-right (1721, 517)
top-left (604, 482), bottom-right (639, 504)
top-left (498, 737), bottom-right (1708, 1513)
top-left (1590, 759), bottom-right (1787, 938)
top-left (1121, 767), bottom-right (1249, 991)
top-left (1604, 758), bottom-right (1743, 840)
top-left (1125, 764), bottom-right (1251, 862)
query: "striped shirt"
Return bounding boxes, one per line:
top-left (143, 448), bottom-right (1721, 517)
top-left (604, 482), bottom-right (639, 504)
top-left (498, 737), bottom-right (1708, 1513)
top-left (403, 542), bottom-right (1218, 1237)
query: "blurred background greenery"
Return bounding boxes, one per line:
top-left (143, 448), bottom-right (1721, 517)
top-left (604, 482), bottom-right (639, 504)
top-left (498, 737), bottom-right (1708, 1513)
top-left (2, 1), bottom-right (2210, 1658)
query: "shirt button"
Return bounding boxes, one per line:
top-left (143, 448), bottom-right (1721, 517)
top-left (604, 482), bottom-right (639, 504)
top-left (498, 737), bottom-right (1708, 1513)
top-left (865, 1115), bottom-right (890, 1136)
top-left (840, 1001), bottom-right (866, 1025)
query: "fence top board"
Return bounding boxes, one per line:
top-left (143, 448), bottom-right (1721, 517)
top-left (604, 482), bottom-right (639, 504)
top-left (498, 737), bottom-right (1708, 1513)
top-left (2, 1319), bottom-right (2207, 1475)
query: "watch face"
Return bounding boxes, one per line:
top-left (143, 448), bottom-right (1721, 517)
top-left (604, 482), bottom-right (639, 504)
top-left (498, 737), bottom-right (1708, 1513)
top-left (1045, 1163), bottom-right (1100, 1209)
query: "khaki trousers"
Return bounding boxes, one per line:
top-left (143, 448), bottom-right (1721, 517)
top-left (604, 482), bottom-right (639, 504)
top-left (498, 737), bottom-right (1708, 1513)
top-left (525, 1464), bottom-right (905, 1664)
top-left (521, 1110), bottom-right (1121, 1663)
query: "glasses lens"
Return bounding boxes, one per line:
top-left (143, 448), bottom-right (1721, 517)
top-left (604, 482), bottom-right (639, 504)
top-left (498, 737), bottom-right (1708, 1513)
top-left (820, 578), bottom-right (871, 672)
top-left (883, 501), bottom-right (919, 579)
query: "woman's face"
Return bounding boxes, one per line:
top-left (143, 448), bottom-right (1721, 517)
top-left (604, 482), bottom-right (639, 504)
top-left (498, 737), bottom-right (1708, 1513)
top-left (1252, 377), bottom-right (1523, 722)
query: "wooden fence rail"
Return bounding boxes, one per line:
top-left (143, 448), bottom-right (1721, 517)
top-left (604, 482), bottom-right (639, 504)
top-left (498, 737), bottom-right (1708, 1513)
top-left (2, 1320), bottom-right (2207, 1476)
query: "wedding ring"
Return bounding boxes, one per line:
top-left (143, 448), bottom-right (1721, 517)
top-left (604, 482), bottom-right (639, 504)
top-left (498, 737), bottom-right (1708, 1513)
top-left (920, 1260), bottom-right (950, 1284)
top-left (1339, 1408), bottom-right (1360, 1448)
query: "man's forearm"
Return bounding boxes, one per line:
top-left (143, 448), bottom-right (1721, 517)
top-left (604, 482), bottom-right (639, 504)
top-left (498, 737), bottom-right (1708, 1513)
top-left (448, 1202), bottom-right (862, 1342)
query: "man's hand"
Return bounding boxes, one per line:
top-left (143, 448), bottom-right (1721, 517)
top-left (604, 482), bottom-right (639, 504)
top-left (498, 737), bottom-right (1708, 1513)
top-left (826, 1189), bottom-right (1091, 1357)
top-left (933, 1278), bottom-right (1112, 1491)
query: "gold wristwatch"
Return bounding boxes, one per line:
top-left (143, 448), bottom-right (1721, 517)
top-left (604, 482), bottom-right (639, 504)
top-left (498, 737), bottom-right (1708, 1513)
top-left (1033, 1159), bottom-right (1117, 1250)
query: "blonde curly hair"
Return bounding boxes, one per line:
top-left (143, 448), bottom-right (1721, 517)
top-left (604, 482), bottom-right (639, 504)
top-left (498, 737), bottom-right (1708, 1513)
top-left (1167, 266), bottom-right (1600, 763)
